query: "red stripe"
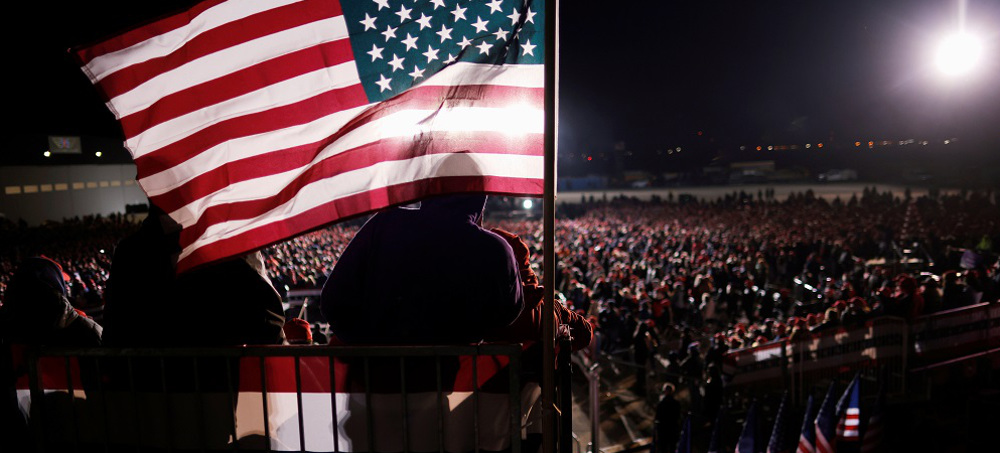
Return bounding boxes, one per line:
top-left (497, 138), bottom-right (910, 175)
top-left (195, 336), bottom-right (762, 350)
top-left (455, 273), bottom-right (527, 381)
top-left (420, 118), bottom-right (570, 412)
top-left (75, 0), bottom-right (230, 64)
top-left (97, 0), bottom-right (343, 100)
top-left (134, 84), bottom-right (543, 179)
top-left (119, 38), bottom-right (355, 140)
top-left (133, 83), bottom-right (370, 177)
top-left (153, 130), bottom-right (543, 214)
top-left (176, 176), bottom-right (542, 272)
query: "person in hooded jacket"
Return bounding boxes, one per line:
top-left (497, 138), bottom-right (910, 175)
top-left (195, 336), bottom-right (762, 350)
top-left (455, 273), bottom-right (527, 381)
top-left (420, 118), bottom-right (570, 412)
top-left (321, 194), bottom-right (525, 344)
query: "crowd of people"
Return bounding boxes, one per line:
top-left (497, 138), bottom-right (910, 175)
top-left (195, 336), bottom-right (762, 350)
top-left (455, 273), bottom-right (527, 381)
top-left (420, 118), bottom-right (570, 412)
top-left (3, 187), bottom-right (1000, 450)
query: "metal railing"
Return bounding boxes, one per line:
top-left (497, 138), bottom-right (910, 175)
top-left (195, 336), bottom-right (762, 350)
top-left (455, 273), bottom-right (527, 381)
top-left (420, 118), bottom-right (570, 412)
top-left (15, 344), bottom-right (526, 453)
top-left (722, 303), bottom-right (1000, 403)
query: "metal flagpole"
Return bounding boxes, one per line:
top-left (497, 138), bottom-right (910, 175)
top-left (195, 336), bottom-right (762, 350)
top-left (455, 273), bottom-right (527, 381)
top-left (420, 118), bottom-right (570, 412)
top-left (542, 0), bottom-right (558, 452)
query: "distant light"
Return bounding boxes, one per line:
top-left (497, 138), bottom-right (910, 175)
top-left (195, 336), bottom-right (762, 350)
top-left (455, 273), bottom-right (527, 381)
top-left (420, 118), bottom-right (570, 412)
top-left (95, 151), bottom-right (103, 157)
top-left (944, 139), bottom-right (950, 145)
top-left (43, 151), bottom-right (51, 157)
top-left (756, 146), bottom-right (762, 151)
top-left (855, 141), bottom-right (861, 147)
top-left (868, 141), bottom-right (874, 147)
top-left (675, 147), bottom-right (681, 152)
top-left (817, 143), bottom-right (824, 148)
top-left (99, 249), bottom-right (105, 254)
top-left (935, 32), bottom-right (983, 77)
top-left (767, 146), bottom-right (774, 151)
top-left (587, 156), bottom-right (592, 161)
top-left (667, 150), bottom-right (673, 154)
top-left (805, 143), bottom-right (812, 149)
top-left (739, 146), bottom-right (746, 151)
top-left (697, 131), bottom-right (703, 136)
top-left (522, 199), bottom-right (533, 210)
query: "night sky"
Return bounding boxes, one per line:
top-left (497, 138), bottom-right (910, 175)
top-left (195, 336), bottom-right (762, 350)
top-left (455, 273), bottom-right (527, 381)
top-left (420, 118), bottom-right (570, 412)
top-left (10, 0), bottom-right (1000, 166)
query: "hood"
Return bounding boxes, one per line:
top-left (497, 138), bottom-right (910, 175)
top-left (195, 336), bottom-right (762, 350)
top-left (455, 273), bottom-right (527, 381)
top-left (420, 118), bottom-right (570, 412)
top-left (412, 194), bottom-right (487, 225)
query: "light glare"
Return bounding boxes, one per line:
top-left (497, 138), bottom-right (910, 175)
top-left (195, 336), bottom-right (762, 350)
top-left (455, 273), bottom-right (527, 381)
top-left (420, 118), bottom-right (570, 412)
top-left (935, 33), bottom-right (983, 76)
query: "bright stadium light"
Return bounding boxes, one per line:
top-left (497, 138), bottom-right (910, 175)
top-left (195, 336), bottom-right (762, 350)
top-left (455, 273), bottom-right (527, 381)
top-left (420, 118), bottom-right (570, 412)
top-left (522, 199), bottom-right (533, 210)
top-left (935, 32), bottom-right (983, 76)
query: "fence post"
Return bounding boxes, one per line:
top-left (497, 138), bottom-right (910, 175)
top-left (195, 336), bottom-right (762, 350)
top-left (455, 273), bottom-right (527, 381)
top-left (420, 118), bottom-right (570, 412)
top-left (26, 348), bottom-right (46, 453)
top-left (586, 341), bottom-right (601, 453)
top-left (558, 338), bottom-right (573, 453)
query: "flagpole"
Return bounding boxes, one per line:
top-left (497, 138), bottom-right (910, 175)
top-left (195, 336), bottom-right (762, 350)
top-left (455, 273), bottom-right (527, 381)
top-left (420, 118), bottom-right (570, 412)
top-left (541, 0), bottom-right (559, 452)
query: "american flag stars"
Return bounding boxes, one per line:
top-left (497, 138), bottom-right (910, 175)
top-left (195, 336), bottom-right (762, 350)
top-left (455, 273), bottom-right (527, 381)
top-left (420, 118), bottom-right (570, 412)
top-left (347, 0), bottom-right (544, 100)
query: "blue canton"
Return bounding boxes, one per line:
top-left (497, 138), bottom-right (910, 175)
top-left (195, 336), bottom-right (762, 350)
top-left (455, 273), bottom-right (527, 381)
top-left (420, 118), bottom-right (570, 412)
top-left (342, 0), bottom-right (545, 102)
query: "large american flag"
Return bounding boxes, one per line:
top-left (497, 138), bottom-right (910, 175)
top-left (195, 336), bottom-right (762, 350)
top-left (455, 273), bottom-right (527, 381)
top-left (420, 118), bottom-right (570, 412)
top-left (75, 0), bottom-right (545, 271)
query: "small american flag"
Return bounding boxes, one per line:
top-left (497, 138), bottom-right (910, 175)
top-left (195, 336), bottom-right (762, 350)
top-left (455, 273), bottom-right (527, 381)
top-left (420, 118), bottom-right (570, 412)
top-left (796, 395), bottom-right (817, 453)
top-left (75, 0), bottom-right (545, 271)
top-left (814, 383), bottom-right (837, 453)
top-left (835, 374), bottom-right (861, 442)
top-left (768, 392), bottom-right (793, 453)
top-left (736, 401), bottom-right (759, 453)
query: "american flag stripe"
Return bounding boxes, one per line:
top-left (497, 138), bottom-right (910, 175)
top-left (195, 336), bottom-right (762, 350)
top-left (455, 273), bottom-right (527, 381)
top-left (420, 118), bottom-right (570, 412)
top-left (151, 128), bottom-right (543, 215)
top-left (173, 139), bottom-right (543, 246)
top-left (161, 90), bottom-right (544, 229)
top-left (105, 17), bottom-right (351, 120)
top-left (77, 0), bottom-right (238, 66)
top-left (178, 175), bottom-right (542, 269)
top-left (77, 0), bottom-right (546, 271)
top-left (79, 0), bottom-right (301, 74)
top-left (796, 439), bottom-right (815, 453)
top-left (149, 76), bottom-right (543, 226)
top-left (814, 432), bottom-right (833, 453)
top-left (133, 76), bottom-right (366, 173)
top-left (174, 153), bottom-right (542, 257)
top-left (119, 38), bottom-right (357, 141)
top-left (93, 0), bottom-right (343, 101)
top-left (136, 75), bottom-right (540, 183)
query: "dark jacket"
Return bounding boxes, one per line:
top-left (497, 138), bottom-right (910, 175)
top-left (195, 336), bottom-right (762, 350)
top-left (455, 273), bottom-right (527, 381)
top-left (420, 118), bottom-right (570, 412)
top-left (105, 211), bottom-right (284, 348)
top-left (321, 195), bottom-right (524, 344)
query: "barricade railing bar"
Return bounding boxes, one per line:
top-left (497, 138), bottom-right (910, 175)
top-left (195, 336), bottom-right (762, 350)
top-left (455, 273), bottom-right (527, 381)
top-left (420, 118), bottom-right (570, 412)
top-left (724, 303), bottom-right (1000, 403)
top-left (16, 344), bottom-right (526, 453)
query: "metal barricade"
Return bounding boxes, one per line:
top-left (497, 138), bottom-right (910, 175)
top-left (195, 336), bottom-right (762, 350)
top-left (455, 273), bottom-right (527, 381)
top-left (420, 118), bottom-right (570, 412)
top-left (16, 344), bottom-right (525, 453)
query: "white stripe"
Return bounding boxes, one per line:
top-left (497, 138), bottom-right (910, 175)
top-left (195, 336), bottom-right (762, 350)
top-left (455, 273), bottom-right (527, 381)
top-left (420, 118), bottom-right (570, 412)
top-left (844, 419), bottom-right (860, 427)
top-left (846, 408), bottom-right (860, 415)
top-left (127, 59), bottom-right (360, 157)
top-left (83, 0), bottom-right (304, 82)
top-left (164, 104), bottom-right (544, 227)
top-left (843, 429), bottom-right (859, 437)
top-left (176, 153), bottom-right (544, 262)
top-left (108, 16), bottom-right (349, 118)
